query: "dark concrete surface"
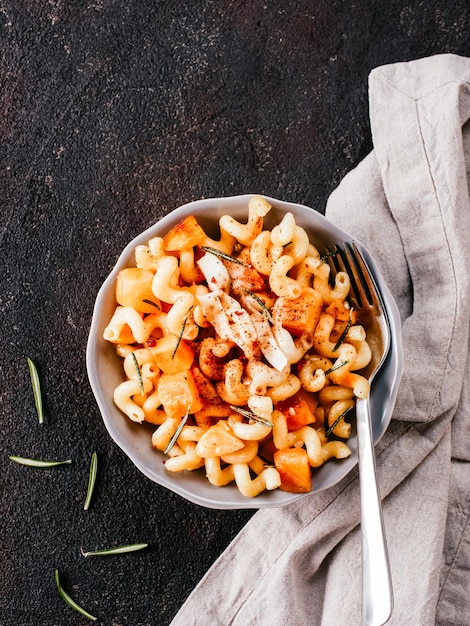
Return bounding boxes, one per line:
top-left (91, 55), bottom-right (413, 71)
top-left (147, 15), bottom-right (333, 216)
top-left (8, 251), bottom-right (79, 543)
top-left (2, 2), bottom-right (470, 625)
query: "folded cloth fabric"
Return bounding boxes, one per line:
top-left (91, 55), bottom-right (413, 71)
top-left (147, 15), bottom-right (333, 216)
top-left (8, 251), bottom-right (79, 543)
top-left (170, 54), bottom-right (470, 626)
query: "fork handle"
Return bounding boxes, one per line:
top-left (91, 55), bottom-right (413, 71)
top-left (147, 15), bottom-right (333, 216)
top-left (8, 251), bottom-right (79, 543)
top-left (356, 397), bottom-right (393, 626)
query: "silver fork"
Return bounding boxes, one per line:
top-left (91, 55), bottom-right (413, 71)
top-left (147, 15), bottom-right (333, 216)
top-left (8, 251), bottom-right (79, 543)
top-left (327, 241), bottom-right (393, 626)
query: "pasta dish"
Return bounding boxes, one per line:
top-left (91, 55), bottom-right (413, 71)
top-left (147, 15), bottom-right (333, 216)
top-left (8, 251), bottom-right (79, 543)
top-left (102, 197), bottom-right (372, 497)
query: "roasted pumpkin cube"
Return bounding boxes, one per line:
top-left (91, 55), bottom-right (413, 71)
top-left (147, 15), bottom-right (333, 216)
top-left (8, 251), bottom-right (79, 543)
top-left (277, 390), bottom-right (317, 431)
top-left (195, 421), bottom-right (244, 458)
top-left (272, 288), bottom-right (323, 336)
top-left (273, 447), bottom-right (312, 493)
top-left (157, 369), bottom-right (203, 418)
top-left (116, 268), bottom-right (160, 314)
top-left (153, 335), bottom-right (194, 374)
top-left (325, 299), bottom-right (358, 323)
top-left (163, 215), bottom-right (206, 251)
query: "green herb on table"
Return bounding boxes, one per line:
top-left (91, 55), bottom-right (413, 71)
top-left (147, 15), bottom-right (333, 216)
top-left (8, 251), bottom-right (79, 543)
top-left (54, 569), bottom-right (97, 621)
top-left (83, 452), bottom-right (98, 511)
top-left (27, 357), bottom-right (44, 424)
top-left (9, 456), bottom-right (72, 468)
top-left (81, 543), bottom-right (148, 557)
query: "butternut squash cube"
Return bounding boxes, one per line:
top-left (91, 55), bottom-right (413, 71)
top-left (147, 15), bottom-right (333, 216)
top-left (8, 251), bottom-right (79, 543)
top-left (163, 215), bottom-right (206, 251)
top-left (116, 268), bottom-right (160, 314)
top-left (277, 390), bottom-right (317, 431)
top-left (195, 421), bottom-right (244, 458)
top-left (273, 447), bottom-right (312, 493)
top-left (157, 370), bottom-right (203, 418)
top-left (272, 288), bottom-right (323, 336)
top-left (153, 335), bottom-right (194, 374)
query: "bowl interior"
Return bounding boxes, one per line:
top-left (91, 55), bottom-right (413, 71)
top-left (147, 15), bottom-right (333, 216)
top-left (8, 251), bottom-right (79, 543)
top-left (86, 194), bottom-right (403, 509)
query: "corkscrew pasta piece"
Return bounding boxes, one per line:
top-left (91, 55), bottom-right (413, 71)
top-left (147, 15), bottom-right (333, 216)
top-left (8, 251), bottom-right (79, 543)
top-left (103, 196), bottom-right (376, 497)
top-left (113, 378), bottom-right (153, 423)
top-left (219, 195), bottom-right (271, 246)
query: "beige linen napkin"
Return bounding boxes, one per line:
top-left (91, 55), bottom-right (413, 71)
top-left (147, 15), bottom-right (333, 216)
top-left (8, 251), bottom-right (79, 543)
top-left (171, 54), bottom-right (470, 626)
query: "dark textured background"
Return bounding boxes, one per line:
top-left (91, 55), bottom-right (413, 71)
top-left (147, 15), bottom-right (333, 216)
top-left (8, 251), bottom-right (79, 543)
top-left (2, 2), bottom-right (470, 625)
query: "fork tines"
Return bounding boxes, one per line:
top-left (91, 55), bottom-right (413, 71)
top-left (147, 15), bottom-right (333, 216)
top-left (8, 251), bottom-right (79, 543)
top-left (324, 242), bottom-right (374, 310)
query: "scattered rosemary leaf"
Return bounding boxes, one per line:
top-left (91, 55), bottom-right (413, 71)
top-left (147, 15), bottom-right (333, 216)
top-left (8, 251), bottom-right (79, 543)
top-left (245, 289), bottom-right (273, 323)
top-left (229, 405), bottom-right (274, 428)
top-left (132, 352), bottom-right (144, 394)
top-left (142, 298), bottom-right (161, 309)
top-left (55, 569), bottom-right (97, 622)
top-left (27, 357), bottom-right (44, 424)
top-left (200, 245), bottom-right (245, 265)
top-left (83, 452), bottom-right (98, 511)
top-left (81, 543), bottom-right (148, 557)
top-left (332, 311), bottom-right (353, 352)
top-left (164, 407), bottom-right (190, 454)
top-left (9, 456), bottom-right (72, 468)
top-left (324, 359), bottom-right (350, 375)
top-left (326, 405), bottom-right (354, 437)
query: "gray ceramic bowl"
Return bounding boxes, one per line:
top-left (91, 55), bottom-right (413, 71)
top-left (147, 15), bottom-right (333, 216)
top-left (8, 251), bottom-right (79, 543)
top-left (87, 194), bottom-right (403, 509)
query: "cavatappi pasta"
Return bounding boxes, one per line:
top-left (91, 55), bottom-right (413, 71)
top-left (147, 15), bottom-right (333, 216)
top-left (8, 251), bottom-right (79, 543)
top-left (103, 197), bottom-right (372, 497)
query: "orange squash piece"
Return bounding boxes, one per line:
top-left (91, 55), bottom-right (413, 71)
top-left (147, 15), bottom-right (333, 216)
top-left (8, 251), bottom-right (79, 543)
top-left (163, 215), bottom-right (206, 251)
top-left (273, 447), bottom-right (312, 493)
top-left (272, 288), bottom-right (323, 336)
top-left (277, 390), bottom-right (317, 431)
top-left (115, 267), bottom-right (160, 314)
top-left (157, 369), bottom-right (203, 418)
top-left (153, 335), bottom-right (194, 374)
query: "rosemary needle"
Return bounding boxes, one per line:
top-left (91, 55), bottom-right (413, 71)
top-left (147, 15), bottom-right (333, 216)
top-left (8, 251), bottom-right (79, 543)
top-left (326, 405), bottom-right (354, 437)
top-left (229, 405), bottom-right (274, 428)
top-left (9, 456), bottom-right (72, 468)
top-left (332, 311), bottom-right (353, 352)
top-left (200, 245), bottom-right (245, 265)
top-left (83, 452), bottom-right (98, 511)
top-left (81, 543), bottom-right (148, 557)
top-left (27, 357), bottom-right (44, 424)
top-left (132, 352), bottom-right (145, 394)
top-left (164, 407), bottom-right (190, 454)
top-left (55, 569), bottom-right (97, 621)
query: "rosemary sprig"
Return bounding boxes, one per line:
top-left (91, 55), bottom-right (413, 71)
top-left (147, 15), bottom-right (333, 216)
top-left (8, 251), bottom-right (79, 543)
top-left (164, 407), bottom-right (190, 454)
top-left (54, 569), bottom-right (97, 621)
top-left (171, 314), bottom-right (188, 359)
top-left (319, 250), bottom-right (339, 264)
top-left (326, 405), bottom-right (354, 437)
top-left (229, 405), bottom-right (274, 428)
top-left (142, 298), bottom-right (161, 309)
top-left (81, 543), bottom-right (148, 557)
top-left (332, 311), bottom-right (353, 352)
top-left (132, 352), bottom-right (144, 394)
top-left (324, 359), bottom-right (350, 375)
top-left (200, 245), bottom-right (245, 266)
top-left (9, 456), bottom-right (72, 468)
top-left (27, 357), bottom-right (44, 424)
top-left (83, 452), bottom-right (98, 511)
top-left (245, 289), bottom-right (273, 323)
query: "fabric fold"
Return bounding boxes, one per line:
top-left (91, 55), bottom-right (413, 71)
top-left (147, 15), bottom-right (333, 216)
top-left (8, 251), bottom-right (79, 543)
top-left (170, 54), bottom-right (470, 626)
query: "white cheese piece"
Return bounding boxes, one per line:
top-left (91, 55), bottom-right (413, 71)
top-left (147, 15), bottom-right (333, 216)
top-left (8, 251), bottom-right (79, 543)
top-left (197, 253), bottom-right (231, 292)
